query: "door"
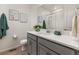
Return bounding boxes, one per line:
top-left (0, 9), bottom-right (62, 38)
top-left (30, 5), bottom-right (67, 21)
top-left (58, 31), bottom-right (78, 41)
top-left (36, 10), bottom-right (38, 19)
top-left (27, 37), bottom-right (36, 55)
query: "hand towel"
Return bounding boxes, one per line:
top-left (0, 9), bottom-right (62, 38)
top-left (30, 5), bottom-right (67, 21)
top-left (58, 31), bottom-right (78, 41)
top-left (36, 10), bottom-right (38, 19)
top-left (0, 13), bottom-right (9, 39)
top-left (71, 16), bottom-right (77, 37)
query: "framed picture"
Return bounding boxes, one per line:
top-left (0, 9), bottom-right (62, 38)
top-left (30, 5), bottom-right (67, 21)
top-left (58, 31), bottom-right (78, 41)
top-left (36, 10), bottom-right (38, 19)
top-left (9, 9), bottom-right (19, 21)
top-left (20, 13), bottom-right (28, 23)
top-left (37, 16), bottom-right (43, 24)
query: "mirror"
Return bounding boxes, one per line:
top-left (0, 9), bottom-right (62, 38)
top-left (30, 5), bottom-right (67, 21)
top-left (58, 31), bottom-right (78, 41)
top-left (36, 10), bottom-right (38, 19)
top-left (37, 4), bottom-right (77, 32)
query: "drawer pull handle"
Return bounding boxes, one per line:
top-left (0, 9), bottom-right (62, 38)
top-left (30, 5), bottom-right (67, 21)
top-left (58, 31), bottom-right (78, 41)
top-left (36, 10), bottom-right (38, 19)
top-left (46, 52), bottom-right (51, 55)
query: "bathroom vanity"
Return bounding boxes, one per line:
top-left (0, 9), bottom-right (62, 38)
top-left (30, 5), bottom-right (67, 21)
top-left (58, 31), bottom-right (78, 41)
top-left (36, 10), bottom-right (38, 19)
top-left (27, 31), bottom-right (79, 55)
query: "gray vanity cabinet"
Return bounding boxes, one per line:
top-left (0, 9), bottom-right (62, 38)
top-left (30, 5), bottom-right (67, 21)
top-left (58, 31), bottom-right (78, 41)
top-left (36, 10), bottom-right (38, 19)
top-left (27, 33), bottom-right (79, 55)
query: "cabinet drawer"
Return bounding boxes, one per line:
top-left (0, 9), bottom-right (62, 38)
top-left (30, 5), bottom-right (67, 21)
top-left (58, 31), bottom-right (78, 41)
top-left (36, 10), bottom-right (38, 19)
top-left (38, 44), bottom-right (57, 55)
top-left (27, 33), bottom-right (37, 40)
top-left (38, 37), bottom-right (75, 55)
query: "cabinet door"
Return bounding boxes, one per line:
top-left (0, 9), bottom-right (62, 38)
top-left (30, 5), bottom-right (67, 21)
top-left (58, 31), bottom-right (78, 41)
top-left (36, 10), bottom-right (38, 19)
top-left (27, 37), bottom-right (36, 55)
top-left (38, 44), bottom-right (57, 55)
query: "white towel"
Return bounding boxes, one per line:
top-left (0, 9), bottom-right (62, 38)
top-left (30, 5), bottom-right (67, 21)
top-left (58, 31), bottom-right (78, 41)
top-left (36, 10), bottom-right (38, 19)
top-left (71, 16), bottom-right (77, 37)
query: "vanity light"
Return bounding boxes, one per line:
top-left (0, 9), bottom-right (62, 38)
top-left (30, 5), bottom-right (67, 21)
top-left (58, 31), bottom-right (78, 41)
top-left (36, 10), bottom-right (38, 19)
top-left (52, 8), bottom-right (63, 13)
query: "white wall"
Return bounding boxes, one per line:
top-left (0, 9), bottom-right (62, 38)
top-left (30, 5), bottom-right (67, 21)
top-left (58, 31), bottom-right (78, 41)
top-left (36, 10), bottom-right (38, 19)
top-left (29, 5), bottom-right (38, 29)
top-left (0, 4), bottom-right (37, 50)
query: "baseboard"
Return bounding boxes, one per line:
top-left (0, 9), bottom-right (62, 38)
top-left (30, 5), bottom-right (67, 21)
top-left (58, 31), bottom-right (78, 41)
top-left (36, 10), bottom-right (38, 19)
top-left (0, 45), bottom-right (21, 54)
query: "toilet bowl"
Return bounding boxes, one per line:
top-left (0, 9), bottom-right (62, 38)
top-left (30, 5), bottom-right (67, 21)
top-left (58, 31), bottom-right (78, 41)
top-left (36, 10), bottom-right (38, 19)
top-left (20, 39), bottom-right (27, 51)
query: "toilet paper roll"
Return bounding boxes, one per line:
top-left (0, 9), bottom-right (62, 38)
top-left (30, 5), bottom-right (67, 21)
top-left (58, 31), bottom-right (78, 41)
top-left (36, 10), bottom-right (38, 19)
top-left (13, 34), bottom-right (17, 39)
top-left (20, 39), bottom-right (27, 44)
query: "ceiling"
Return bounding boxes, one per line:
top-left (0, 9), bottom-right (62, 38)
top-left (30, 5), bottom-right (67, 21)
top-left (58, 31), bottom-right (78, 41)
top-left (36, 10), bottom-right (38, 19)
top-left (39, 4), bottom-right (63, 12)
top-left (29, 4), bottom-right (79, 12)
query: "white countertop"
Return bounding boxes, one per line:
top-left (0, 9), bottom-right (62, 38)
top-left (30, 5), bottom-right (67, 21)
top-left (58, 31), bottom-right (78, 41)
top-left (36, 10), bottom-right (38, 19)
top-left (27, 31), bottom-right (79, 50)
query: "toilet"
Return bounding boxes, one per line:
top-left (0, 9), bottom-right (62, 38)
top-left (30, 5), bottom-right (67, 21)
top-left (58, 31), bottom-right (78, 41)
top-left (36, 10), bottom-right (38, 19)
top-left (20, 39), bottom-right (27, 51)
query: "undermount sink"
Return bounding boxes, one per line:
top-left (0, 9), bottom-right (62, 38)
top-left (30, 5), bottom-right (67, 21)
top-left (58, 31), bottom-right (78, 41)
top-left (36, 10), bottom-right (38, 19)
top-left (36, 30), bottom-right (57, 35)
top-left (36, 30), bottom-right (51, 35)
top-left (36, 29), bottom-right (72, 37)
top-left (37, 32), bottom-right (51, 35)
